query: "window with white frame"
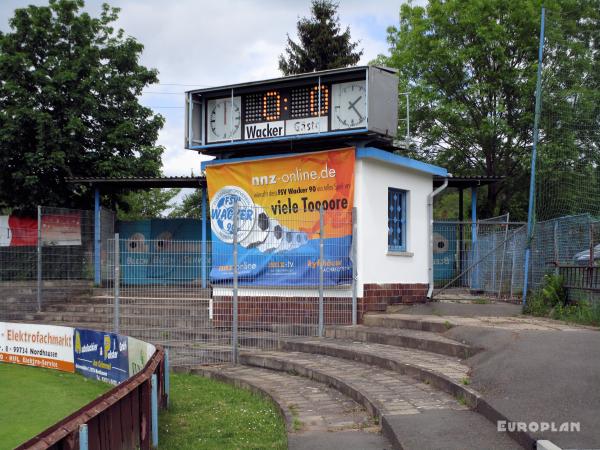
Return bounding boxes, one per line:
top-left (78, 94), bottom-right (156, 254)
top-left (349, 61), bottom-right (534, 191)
top-left (388, 188), bottom-right (407, 251)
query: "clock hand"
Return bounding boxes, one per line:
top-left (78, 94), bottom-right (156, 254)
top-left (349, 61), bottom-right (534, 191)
top-left (347, 96), bottom-right (362, 109)
top-left (347, 97), bottom-right (364, 122)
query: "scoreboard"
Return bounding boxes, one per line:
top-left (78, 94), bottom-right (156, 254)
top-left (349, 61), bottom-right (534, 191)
top-left (185, 66), bottom-right (398, 153)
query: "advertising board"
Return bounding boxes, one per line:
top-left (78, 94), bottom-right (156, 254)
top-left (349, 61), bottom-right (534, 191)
top-left (206, 147), bottom-right (354, 286)
top-left (127, 336), bottom-right (155, 376)
top-left (117, 218), bottom-right (202, 285)
top-left (0, 214), bottom-right (81, 247)
top-left (74, 329), bottom-right (129, 385)
top-left (0, 322), bottom-right (74, 372)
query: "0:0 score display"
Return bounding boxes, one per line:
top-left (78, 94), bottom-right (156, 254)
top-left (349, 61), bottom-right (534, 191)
top-left (244, 85), bottom-right (329, 124)
top-left (206, 79), bottom-right (366, 144)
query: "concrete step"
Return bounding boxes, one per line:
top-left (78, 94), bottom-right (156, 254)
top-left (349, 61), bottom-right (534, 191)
top-left (325, 325), bottom-right (475, 359)
top-left (363, 313), bottom-right (455, 333)
top-left (240, 350), bottom-right (519, 450)
top-left (44, 304), bottom-right (114, 314)
top-left (182, 364), bottom-right (390, 449)
top-left (21, 312), bottom-right (111, 324)
top-left (43, 303), bottom-right (209, 315)
top-left (277, 336), bottom-right (469, 388)
top-left (8, 319), bottom-right (110, 332)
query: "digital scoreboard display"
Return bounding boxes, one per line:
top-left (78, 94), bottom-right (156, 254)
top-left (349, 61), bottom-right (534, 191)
top-left (185, 66), bottom-right (398, 152)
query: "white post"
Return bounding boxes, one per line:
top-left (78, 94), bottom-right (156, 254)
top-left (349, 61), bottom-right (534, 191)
top-left (318, 207), bottom-right (324, 337)
top-left (232, 201), bottom-right (239, 364)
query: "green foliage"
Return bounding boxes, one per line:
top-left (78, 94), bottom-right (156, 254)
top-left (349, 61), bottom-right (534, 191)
top-left (279, 0), bottom-right (362, 75)
top-left (159, 373), bottom-right (287, 450)
top-left (117, 188), bottom-right (180, 220)
top-left (540, 274), bottom-right (568, 307)
top-left (378, 0), bottom-right (600, 220)
top-left (0, 0), bottom-right (164, 214)
top-left (524, 274), bottom-right (566, 316)
top-left (169, 189), bottom-right (202, 219)
top-left (524, 273), bottom-right (600, 326)
top-left (434, 188), bottom-right (474, 220)
top-left (535, 5), bottom-right (600, 221)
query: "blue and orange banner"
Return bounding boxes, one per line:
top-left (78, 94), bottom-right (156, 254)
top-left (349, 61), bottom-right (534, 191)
top-left (205, 147), bottom-right (355, 286)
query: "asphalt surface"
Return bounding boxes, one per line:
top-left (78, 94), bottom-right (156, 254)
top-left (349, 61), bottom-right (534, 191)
top-left (445, 323), bottom-right (600, 448)
top-left (288, 430), bottom-right (393, 450)
top-left (385, 409), bottom-right (519, 450)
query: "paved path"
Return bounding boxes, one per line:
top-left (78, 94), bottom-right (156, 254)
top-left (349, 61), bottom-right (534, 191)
top-left (374, 303), bottom-right (600, 448)
top-left (242, 350), bottom-right (519, 449)
top-left (194, 364), bottom-right (392, 450)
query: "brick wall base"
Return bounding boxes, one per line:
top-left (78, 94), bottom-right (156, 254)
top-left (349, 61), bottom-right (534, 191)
top-left (212, 283), bottom-right (428, 327)
top-left (213, 295), bottom-right (353, 329)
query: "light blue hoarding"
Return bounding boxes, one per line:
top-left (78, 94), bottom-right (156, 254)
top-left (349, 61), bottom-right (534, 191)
top-left (117, 219), bottom-right (203, 285)
top-left (433, 223), bottom-right (457, 283)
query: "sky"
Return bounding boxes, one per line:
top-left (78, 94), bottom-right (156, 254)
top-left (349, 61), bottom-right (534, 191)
top-left (0, 0), bottom-right (409, 204)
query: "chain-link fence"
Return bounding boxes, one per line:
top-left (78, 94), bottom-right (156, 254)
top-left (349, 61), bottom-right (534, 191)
top-left (105, 205), bottom-right (355, 366)
top-left (530, 215), bottom-right (600, 303)
top-left (525, 6), bottom-right (600, 302)
top-left (433, 219), bottom-right (527, 300)
top-left (433, 214), bottom-right (600, 303)
top-left (0, 206), bottom-right (114, 320)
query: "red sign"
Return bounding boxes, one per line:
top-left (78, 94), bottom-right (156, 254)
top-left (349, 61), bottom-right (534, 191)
top-left (0, 215), bottom-right (81, 247)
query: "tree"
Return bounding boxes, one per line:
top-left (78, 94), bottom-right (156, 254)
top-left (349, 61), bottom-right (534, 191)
top-left (117, 188), bottom-right (180, 221)
top-left (169, 190), bottom-right (203, 219)
top-left (279, 0), bottom-right (363, 76)
top-left (378, 0), bottom-right (600, 220)
top-left (0, 0), bottom-right (164, 214)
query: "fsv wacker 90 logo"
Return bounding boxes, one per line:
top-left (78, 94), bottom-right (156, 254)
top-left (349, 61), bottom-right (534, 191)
top-left (210, 186), bottom-right (308, 253)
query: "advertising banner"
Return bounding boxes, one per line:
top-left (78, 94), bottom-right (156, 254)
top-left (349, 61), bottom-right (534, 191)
top-left (206, 148), bottom-right (355, 286)
top-left (0, 214), bottom-right (81, 247)
top-left (0, 322), bottom-right (74, 372)
top-left (127, 336), bottom-right (155, 376)
top-left (41, 214), bottom-right (82, 246)
top-left (117, 219), bottom-right (202, 285)
top-left (74, 329), bottom-right (129, 385)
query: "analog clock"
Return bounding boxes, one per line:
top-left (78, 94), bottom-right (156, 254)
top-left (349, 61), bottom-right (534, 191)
top-left (207, 96), bottom-right (242, 143)
top-left (331, 80), bottom-right (367, 130)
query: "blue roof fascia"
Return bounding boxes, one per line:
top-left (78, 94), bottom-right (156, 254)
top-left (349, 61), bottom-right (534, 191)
top-left (356, 147), bottom-right (447, 177)
top-left (191, 129), bottom-right (369, 152)
top-left (201, 151), bottom-right (301, 171)
top-left (201, 146), bottom-right (448, 178)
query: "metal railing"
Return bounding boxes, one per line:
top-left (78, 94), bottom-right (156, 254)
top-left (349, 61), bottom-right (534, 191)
top-left (106, 205), bottom-right (356, 366)
top-left (432, 220), bottom-right (526, 299)
top-left (0, 206), bottom-right (115, 320)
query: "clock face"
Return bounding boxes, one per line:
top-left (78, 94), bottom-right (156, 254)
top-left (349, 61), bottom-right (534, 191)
top-left (207, 96), bottom-right (241, 143)
top-left (331, 80), bottom-right (367, 130)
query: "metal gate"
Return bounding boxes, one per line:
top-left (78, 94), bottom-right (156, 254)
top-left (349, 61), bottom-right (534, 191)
top-left (432, 217), bottom-right (527, 300)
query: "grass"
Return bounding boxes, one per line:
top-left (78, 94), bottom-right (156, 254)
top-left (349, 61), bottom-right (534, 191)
top-left (288, 403), bottom-right (303, 432)
top-left (0, 363), bottom-right (110, 448)
top-left (524, 274), bottom-right (600, 327)
top-left (159, 373), bottom-right (287, 450)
